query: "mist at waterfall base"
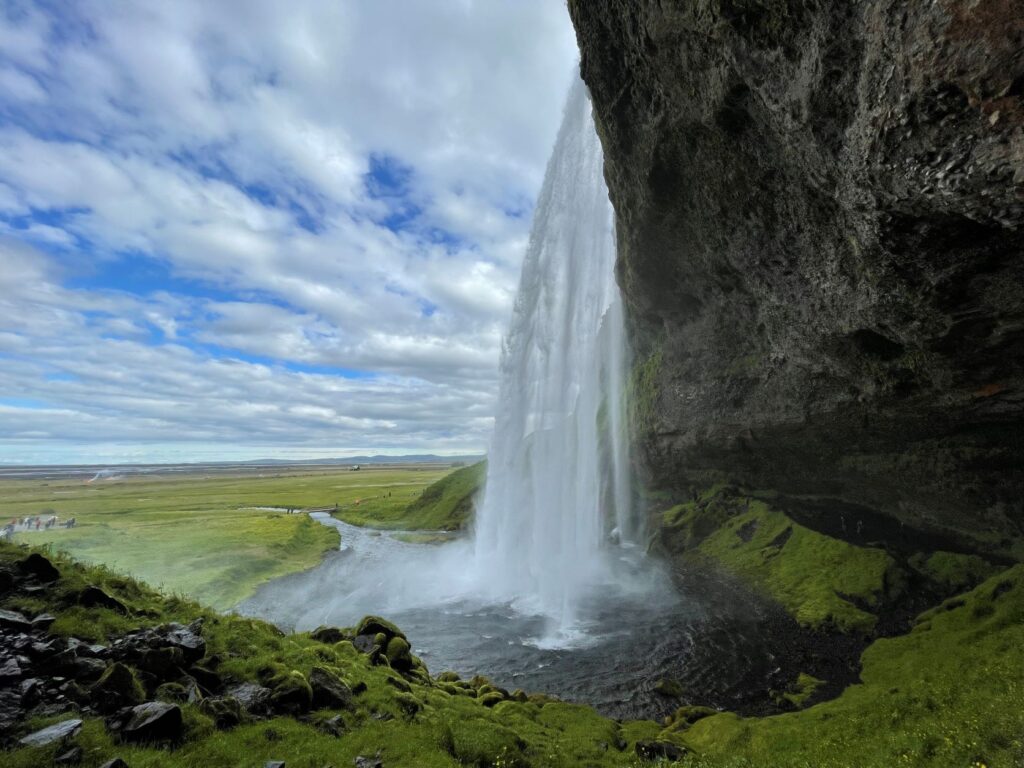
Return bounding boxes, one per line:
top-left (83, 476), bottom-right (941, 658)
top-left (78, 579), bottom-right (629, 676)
top-left (239, 79), bottom-right (784, 719)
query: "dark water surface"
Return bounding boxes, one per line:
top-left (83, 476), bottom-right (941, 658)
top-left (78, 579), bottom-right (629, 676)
top-left (238, 514), bottom-right (793, 720)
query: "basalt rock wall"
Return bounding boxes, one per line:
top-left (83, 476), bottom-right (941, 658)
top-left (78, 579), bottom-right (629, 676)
top-left (568, 0), bottom-right (1024, 556)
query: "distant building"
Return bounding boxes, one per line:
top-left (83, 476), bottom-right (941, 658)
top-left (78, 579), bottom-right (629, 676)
top-left (349, 465), bottom-right (360, 471)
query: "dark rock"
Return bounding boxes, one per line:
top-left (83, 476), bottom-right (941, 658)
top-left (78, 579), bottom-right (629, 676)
top-left (98, 759), bottom-right (129, 768)
top-left (79, 586), bottom-right (127, 614)
top-left (30, 640), bottom-right (61, 660)
top-left (137, 646), bottom-right (184, 678)
top-left (569, 0), bottom-right (1024, 554)
top-left (43, 649), bottom-right (81, 677)
top-left (310, 625), bottom-right (348, 644)
top-left (352, 634), bottom-right (378, 654)
top-left (54, 746), bottom-right (83, 764)
top-left (265, 762), bottom-right (286, 768)
top-left (199, 695), bottom-right (242, 729)
top-left (31, 613), bottom-right (56, 630)
top-left (164, 620), bottom-right (206, 663)
top-left (267, 671), bottom-right (312, 715)
top-left (354, 755), bottom-right (383, 768)
top-left (187, 664), bottom-right (221, 693)
top-left (17, 553), bottom-right (59, 582)
top-left (90, 662), bottom-right (145, 713)
top-left (120, 701), bottom-right (183, 743)
top-left (0, 656), bottom-right (22, 681)
top-left (18, 717), bottom-right (82, 746)
top-left (74, 656), bottom-right (108, 681)
top-left (227, 682), bottom-right (273, 715)
top-left (0, 609), bottom-right (31, 631)
top-left (309, 666), bottom-right (354, 710)
top-left (59, 680), bottom-right (91, 704)
top-left (351, 680), bottom-right (367, 696)
top-left (154, 682), bottom-right (187, 702)
top-left (0, 688), bottom-right (23, 731)
top-left (317, 714), bottom-right (345, 737)
top-left (19, 677), bottom-right (42, 707)
top-left (635, 740), bottom-right (687, 761)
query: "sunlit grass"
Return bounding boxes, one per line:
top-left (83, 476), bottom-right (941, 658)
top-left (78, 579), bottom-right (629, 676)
top-left (1, 466), bottom-right (454, 608)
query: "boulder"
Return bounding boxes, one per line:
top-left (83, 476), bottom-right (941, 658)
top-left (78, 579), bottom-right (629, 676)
top-left (120, 701), bottom-right (183, 743)
top-left (187, 664), bottom-right (222, 694)
top-left (199, 695), bottom-right (243, 729)
top-left (384, 636), bottom-right (413, 672)
top-left (355, 615), bottom-right (405, 640)
top-left (354, 756), bottom-right (383, 768)
top-left (73, 656), bottom-right (108, 681)
top-left (18, 717), bottom-right (82, 747)
top-left (163, 621), bottom-right (206, 663)
top-left (310, 625), bottom-right (348, 644)
top-left (98, 759), bottom-right (129, 768)
top-left (78, 586), bottom-right (127, 614)
top-left (137, 646), bottom-right (185, 678)
top-left (17, 553), bottom-right (60, 582)
top-left (267, 671), bottom-right (312, 715)
top-left (31, 613), bottom-right (57, 630)
top-left (0, 608), bottom-right (32, 631)
top-left (227, 682), bottom-right (273, 716)
top-left (19, 677), bottom-right (42, 707)
top-left (0, 657), bottom-right (22, 682)
top-left (309, 666), bottom-right (354, 710)
top-left (90, 662), bottom-right (145, 712)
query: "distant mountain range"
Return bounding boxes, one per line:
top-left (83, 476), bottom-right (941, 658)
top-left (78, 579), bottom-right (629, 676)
top-left (236, 455), bottom-right (485, 466)
top-left (0, 455), bottom-right (486, 480)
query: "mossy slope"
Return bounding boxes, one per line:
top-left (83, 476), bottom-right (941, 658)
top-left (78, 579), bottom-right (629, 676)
top-left (677, 566), bottom-right (1024, 767)
top-left (400, 461), bottom-right (486, 531)
top-left (662, 489), bottom-right (903, 633)
top-left (1, 541), bottom-right (669, 768)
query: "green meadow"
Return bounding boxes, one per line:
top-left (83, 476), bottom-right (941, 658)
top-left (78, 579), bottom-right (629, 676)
top-left (0, 465), bottom-right (456, 609)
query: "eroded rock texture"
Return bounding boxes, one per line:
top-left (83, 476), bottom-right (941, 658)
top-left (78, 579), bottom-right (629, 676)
top-left (568, 0), bottom-right (1024, 554)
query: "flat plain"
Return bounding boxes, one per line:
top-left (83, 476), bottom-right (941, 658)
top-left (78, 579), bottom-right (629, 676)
top-left (0, 464), bottom-right (455, 609)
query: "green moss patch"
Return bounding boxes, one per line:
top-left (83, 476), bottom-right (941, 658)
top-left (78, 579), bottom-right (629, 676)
top-left (664, 491), bottom-right (903, 633)
top-left (679, 565), bottom-right (1024, 767)
top-left (400, 461), bottom-right (487, 531)
top-left (909, 550), bottom-right (1000, 594)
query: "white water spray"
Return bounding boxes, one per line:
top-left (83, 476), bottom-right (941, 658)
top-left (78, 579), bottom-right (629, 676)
top-left (473, 76), bottom-right (640, 636)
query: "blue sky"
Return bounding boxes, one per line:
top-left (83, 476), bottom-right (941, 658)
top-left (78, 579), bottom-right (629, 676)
top-left (0, 1), bottom-right (578, 464)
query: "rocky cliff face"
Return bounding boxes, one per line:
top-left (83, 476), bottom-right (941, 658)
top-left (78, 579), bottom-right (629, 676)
top-left (568, 0), bottom-right (1024, 556)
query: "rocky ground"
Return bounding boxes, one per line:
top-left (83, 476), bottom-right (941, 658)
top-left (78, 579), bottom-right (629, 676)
top-left (0, 542), bottom-right (685, 767)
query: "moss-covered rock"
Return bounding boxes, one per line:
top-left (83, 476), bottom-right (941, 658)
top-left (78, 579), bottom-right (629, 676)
top-left (384, 635), bottom-right (413, 671)
top-left (198, 695), bottom-right (242, 729)
top-left (356, 615), bottom-right (405, 640)
top-left (90, 662), bottom-right (145, 712)
top-left (266, 670), bottom-right (312, 715)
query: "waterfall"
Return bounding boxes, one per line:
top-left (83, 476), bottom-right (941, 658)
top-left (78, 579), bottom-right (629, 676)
top-left (473, 75), bottom-right (639, 637)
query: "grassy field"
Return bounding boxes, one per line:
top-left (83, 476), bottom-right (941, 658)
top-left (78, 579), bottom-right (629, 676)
top-left (0, 465), bottom-right (455, 609)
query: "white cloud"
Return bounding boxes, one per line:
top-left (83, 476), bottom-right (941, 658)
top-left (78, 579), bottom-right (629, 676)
top-left (0, 0), bottom-right (580, 462)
